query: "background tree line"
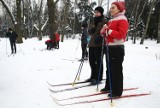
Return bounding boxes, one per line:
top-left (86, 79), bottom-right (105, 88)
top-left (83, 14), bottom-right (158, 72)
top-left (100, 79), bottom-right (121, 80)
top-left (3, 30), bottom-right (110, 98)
top-left (0, 0), bottom-right (160, 44)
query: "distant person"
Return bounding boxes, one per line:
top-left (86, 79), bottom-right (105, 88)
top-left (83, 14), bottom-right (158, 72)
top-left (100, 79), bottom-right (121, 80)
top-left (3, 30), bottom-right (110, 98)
top-left (45, 39), bottom-right (55, 50)
top-left (55, 31), bottom-right (60, 49)
top-left (80, 23), bottom-right (89, 61)
top-left (6, 28), bottom-right (18, 54)
top-left (100, 1), bottom-right (129, 98)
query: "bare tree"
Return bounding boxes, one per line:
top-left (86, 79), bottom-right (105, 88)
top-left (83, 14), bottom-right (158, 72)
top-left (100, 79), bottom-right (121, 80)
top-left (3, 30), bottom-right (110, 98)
top-left (157, 0), bottom-right (160, 43)
top-left (0, 0), bottom-right (23, 43)
top-left (0, 0), bottom-right (15, 24)
top-left (132, 0), bottom-right (141, 44)
top-left (140, 0), bottom-right (156, 44)
top-left (98, 0), bottom-right (104, 6)
top-left (37, 0), bottom-right (43, 40)
top-left (15, 0), bottom-right (23, 43)
top-left (133, 0), bottom-right (147, 44)
top-left (60, 0), bottom-right (70, 42)
top-left (47, 0), bottom-right (59, 42)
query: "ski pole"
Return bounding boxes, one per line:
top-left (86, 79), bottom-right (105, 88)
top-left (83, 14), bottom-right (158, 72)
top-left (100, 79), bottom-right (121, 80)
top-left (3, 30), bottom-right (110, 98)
top-left (96, 37), bottom-right (105, 91)
top-left (6, 36), bottom-right (8, 54)
top-left (77, 46), bottom-right (89, 79)
top-left (72, 59), bottom-right (84, 86)
top-left (105, 40), bottom-right (113, 105)
top-left (72, 46), bottom-right (88, 86)
top-left (73, 36), bottom-right (81, 59)
top-left (18, 44), bottom-right (25, 55)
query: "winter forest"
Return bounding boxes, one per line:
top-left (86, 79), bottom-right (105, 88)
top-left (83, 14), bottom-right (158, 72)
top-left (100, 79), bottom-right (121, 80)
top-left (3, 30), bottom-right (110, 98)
top-left (0, 0), bottom-right (160, 44)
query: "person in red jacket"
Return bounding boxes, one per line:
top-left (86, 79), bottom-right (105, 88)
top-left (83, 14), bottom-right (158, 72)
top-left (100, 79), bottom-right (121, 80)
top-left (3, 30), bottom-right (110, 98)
top-left (100, 1), bottom-right (129, 98)
top-left (45, 39), bottom-right (55, 50)
top-left (55, 31), bottom-right (60, 49)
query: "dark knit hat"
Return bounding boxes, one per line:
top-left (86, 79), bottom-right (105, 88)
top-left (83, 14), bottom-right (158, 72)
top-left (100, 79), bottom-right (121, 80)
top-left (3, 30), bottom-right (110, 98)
top-left (82, 23), bottom-right (88, 28)
top-left (8, 28), bottom-right (13, 31)
top-left (94, 6), bottom-right (104, 15)
top-left (112, 1), bottom-right (125, 12)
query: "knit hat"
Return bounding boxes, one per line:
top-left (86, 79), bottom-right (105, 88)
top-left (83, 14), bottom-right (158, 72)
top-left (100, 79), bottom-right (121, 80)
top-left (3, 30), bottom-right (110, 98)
top-left (82, 23), bottom-right (88, 28)
top-left (94, 6), bottom-right (104, 15)
top-left (8, 28), bottom-right (12, 31)
top-left (112, 1), bottom-right (125, 12)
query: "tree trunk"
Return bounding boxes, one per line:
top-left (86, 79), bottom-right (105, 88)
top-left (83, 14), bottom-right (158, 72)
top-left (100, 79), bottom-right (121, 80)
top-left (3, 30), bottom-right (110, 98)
top-left (133, 0), bottom-right (141, 44)
top-left (157, 1), bottom-right (160, 43)
top-left (47, 0), bottom-right (59, 42)
top-left (133, 0), bottom-right (147, 43)
top-left (98, 0), bottom-right (104, 6)
top-left (15, 0), bottom-right (23, 43)
top-left (0, 0), bottom-right (15, 25)
top-left (60, 0), bottom-right (70, 42)
top-left (37, 0), bottom-right (43, 40)
top-left (140, 0), bottom-right (156, 44)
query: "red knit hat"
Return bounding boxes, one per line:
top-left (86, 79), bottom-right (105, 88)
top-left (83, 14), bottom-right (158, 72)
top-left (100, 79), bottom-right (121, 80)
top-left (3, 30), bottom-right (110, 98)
top-left (112, 1), bottom-right (125, 12)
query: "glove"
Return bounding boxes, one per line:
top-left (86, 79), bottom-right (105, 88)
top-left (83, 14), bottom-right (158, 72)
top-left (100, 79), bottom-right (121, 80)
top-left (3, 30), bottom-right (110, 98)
top-left (100, 24), bottom-right (109, 36)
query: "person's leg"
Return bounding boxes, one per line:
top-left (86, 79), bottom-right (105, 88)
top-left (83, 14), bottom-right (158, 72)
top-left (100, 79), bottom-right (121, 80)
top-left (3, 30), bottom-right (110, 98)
top-left (81, 43), bottom-right (86, 59)
top-left (107, 46), bottom-right (124, 96)
top-left (10, 41), bottom-right (14, 54)
top-left (13, 42), bottom-right (16, 53)
top-left (94, 47), bottom-right (103, 82)
top-left (57, 41), bottom-right (59, 49)
top-left (84, 43), bottom-right (88, 58)
top-left (87, 47), bottom-right (96, 81)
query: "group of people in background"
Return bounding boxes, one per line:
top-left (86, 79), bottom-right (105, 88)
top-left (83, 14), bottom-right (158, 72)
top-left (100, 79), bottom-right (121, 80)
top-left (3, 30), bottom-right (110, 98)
top-left (6, 28), bottom-right (61, 53)
top-left (45, 31), bottom-right (60, 50)
top-left (80, 1), bottom-right (129, 98)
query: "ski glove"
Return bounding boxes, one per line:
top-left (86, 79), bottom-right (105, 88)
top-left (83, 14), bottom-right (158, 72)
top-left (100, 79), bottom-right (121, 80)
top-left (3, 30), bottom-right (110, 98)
top-left (100, 24), bottom-right (109, 37)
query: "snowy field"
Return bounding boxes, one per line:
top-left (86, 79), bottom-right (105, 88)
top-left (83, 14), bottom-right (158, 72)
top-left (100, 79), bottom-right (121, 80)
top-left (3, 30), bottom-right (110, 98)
top-left (0, 36), bottom-right (160, 108)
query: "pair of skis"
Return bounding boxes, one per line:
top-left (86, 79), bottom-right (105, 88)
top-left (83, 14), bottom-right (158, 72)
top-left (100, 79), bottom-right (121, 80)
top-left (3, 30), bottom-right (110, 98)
top-left (48, 80), bottom-right (151, 106)
top-left (48, 80), bottom-right (105, 93)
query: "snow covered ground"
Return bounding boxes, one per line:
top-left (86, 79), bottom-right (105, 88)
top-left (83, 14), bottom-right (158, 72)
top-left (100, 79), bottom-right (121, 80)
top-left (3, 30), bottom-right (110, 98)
top-left (0, 36), bottom-right (160, 108)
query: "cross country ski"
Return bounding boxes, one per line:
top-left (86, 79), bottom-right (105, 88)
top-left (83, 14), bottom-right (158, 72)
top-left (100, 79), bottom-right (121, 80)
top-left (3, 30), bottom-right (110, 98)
top-left (51, 87), bottom-right (138, 101)
top-left (49, 82), bottom-right (104, 93)
top-left (47, 79), bottom-right (105, 87)
top-left (51, 92), bottom-right (151, 106)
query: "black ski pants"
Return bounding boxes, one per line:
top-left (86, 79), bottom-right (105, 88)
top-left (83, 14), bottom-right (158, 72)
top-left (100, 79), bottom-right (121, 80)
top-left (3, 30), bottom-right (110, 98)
top-left (81, 43), bottom-right (88, 58)
top-left (89, 46), bottom-right (104, 81)
top-left (105, 45), bottom-right (125, 96)
top-left (10, 40), bottom-right (16, 53)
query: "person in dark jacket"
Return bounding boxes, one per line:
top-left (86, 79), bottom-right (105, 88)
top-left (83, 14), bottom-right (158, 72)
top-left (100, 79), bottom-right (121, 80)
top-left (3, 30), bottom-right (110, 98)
top-left (6, 28), bottom-right (18, 54)
top-left (80, 23), bottom-right (89, 60)
top-left (86, 6), bottom-right (108, 85)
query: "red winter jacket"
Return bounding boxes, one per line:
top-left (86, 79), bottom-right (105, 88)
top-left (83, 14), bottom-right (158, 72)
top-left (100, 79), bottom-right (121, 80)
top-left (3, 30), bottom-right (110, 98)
top-left (55, 33), bottom-right (60, 42)
top-left (105, 12), bottom-right (129, 45)
top-left (45, 39), bottom-right (54, 43)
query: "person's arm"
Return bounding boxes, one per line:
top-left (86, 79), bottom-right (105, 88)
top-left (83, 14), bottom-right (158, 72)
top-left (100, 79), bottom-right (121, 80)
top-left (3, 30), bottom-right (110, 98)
top-left (6, 32), bottom-right (9, 38)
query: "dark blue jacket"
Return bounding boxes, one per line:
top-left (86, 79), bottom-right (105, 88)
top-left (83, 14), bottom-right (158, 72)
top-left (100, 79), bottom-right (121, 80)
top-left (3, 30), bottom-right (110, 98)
top-left (6, 31), bottom-right (18, 42)
top-left (81, 28), bottom-right (89, 44)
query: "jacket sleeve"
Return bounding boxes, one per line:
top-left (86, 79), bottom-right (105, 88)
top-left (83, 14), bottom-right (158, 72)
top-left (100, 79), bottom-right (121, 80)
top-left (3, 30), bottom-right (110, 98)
top-left (6, 32), bottom-right (9, 37)
top-left (108, 20), bottom-right (129, 40)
